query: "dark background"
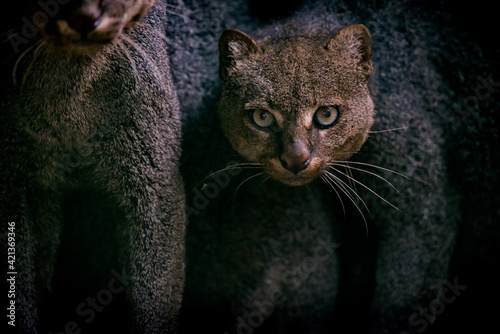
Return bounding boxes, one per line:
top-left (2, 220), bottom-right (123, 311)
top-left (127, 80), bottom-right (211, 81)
top-left (2, 1), bottom-right (498, 333)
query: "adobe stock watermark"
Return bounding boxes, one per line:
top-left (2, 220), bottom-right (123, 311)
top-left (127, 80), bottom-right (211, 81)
top-left (48, 268), bottom-right (132, 334)
top-left (400, 276), bottom-right (467, 334)
top-left (446, 74), bottom-right (500, 129)
top-left (226, 235), bottom-right (340, 334)
top-left (186, 160), bottom-right (244, 220)
top-left (7, 0), bottom-right (71, 53)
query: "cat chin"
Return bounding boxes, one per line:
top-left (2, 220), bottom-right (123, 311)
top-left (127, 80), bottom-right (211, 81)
top-left (280, 178), bottom-right (315, 187)
top-left (272, 173), bottom-right (317, 187)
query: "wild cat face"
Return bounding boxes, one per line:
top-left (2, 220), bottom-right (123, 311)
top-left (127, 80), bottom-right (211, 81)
top-left (17, 0), bottom-right (155, 51)
top-left (218, 25), bottom-right (375, 186)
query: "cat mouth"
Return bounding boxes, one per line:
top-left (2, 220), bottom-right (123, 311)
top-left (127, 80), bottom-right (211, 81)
top-left (266, 163), bottom-right (321, 187)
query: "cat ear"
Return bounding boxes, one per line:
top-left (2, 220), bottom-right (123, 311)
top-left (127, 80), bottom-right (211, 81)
top-left (327, 24), bottom-right (372, 77)
top-left (219, 29), bottom-right (262, 80)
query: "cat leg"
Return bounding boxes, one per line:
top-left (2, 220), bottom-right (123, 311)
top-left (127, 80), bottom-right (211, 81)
top-left (128, 173), bottom-right (185, 333)
top-left (96, 154), bottom-right (186, 333)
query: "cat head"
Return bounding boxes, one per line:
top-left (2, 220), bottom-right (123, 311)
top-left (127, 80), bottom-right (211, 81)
top-left (12, 0), bottom-right (155, 52)
top-left (218, 24), bottom-right (374, 186)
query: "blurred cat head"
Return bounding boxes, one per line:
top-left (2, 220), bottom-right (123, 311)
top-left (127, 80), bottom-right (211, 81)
top-left (6, 0), bottom-right (155, 52)
top-left (218, 24), bottom-right (374, 186)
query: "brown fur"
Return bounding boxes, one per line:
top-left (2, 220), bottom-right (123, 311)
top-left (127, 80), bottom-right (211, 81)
top-left (219, 25), bottom-right (374, 186)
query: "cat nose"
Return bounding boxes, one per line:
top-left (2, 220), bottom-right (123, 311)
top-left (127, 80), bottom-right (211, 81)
top-left (280, 153), bottom-right (311, 174)
top-left (67, 4), bottom-right (102, 37)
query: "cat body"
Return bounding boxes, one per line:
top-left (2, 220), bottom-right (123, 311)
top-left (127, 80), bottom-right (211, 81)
top-left (1, 0), bottom-right (185, 332)
top-left (186, 23), bottom-right (456, 333)
top-left (173, 1), bottom-right (465, 333)
top-left (182, 174), bottom-right (341, 332)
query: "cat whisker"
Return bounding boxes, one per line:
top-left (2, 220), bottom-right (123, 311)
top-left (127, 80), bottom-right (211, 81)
top-left (1, 29), bottom-right (19, 42)
top-left (33, 40), bottom-right (46, 55)
top-left (368, 126), bottom-right (407, 134)
top-left (257, 175), bottom-right (271, 189)
top-left (231, 162), bottom-right (265, 166)
top-left (331, 160), bottom-right (410, 180)
top-left (324, 170), bottom-right (370, 213)
top-left (323, 171), bottom-right (369, 235)
top-left (118, 27), bottom-right (180, 90)
top-left (133, 22), bottom-right (172, 46)
top-left (321, 174), bottom-right (346, 216)
top-left (333, 151), bottom-right (363, 157)
top-left (116, 41), bottom-right (138, 92)
top-left (2, 29), bottom-right (24, 53)
top-left (329, 166), bottom-right (403, 213)
top-left (17, 40), bottom-right (46, 89)
top-left (234, 172), bottom-right (266, 198)
top-left (120, 34), bottom-right (160, 74)
top-left (344, 161), bottom-right (358, 197)
top-left (165, 10), bottom-right (191, 23)
top-left (198, 162), bottom-right (264, 185)
top-left (164, 2), bottom-right (192, 23)
top-left (12, 42), bottom-right (37, 86)
top-left (329, 162), bottom-right (403, 196)
top-left (304, 183), bottom-right (313, 196)
top-left (203, 165), bottom-right (262, 181)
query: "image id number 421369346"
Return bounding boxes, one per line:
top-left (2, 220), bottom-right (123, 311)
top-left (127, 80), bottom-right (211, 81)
top-left (6, 221), bottom-right (16, 327)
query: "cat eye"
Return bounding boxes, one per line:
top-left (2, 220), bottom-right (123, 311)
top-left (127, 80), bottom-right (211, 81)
top-left (314, 106), bottom-right (340, 128)
top-left (250, 109), bottom-right (275, 129)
